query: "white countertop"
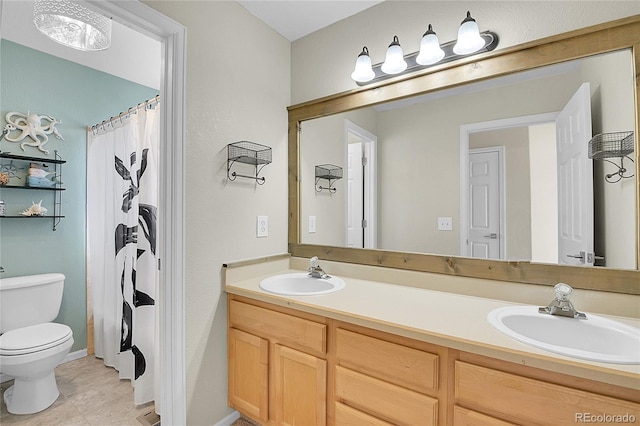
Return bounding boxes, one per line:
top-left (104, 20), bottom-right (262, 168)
top-left (225, 267), bottom-right (640, 390)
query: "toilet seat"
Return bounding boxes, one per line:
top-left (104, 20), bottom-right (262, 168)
top-left (0, 323), bottom-right (72, 356)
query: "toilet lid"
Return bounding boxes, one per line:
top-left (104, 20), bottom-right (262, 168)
top-left (0, 323), bottom-right (72, 355)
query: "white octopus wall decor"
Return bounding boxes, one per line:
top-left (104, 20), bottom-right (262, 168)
top-left (2, 111), bottom-right (64, 155)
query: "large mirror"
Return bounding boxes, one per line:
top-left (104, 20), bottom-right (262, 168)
top-left (288, 17), bottom-right (640, 294)
top-left (300, 50), bottom-right (636, 270)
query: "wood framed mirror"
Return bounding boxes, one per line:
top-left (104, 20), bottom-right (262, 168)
top-left (288, 16), bottom-right (640, 295)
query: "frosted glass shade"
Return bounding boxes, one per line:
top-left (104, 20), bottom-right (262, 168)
top-left (351, 47), bottom-right (376, 83)
top-left (416, 25), bottom-right (445, 66)
top-left (381, 36), bottom-right (407, 75)
top-left (33, 0), bottom-right (112, 51)
top-left (453, 11), bottom-right (485, 55)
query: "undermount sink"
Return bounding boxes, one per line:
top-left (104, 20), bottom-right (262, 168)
top-left (259, 273), bottom-right (345, 296)
top-left (488, 306), bottom-right (640, 364)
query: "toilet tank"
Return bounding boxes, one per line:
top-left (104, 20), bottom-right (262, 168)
top-left (0, 273), bottom-right (65, 333)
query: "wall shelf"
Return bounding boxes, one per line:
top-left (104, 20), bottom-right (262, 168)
top-left (0, 150), bottom-right (66, 230)
top-left (227, 141), bottom-right (272, 185)
top-left (315, 164), bottom-right (343, 193)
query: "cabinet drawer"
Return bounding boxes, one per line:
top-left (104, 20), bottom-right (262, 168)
top-left (336, 328), bottom-right (438, 393)
top-left (335, 365), bottom-right (438, 426)
top-left (229, 300), bottom-right (326, 356)
top-left (456, 361), bottom-right (640, 425)
top-left (335, 402), bottom-right (393, 426)
top-left (453, 406), bottom-right (516, 426)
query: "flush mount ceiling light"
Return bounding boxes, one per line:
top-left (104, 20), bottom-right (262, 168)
top-left (350, 11), bottom-right (498, 85)
top-left (33, 0), bottom-right (112, 51)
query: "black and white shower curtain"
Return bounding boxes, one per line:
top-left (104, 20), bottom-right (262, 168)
top-left (87, 102), bottom-right (159, 405)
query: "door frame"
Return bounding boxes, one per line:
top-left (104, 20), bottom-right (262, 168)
top-left (344, 120), bottom-right (377, 249)
top-left (460, 112), bottom-right (558, 257)
top-left (467, 146), bottom-right (506, 259)
top-left (87, 2), bottom-right (186, 424)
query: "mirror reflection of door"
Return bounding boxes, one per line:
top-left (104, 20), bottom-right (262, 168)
top-left (556, 83), bottom-right (594, 267)
top-left (468, 148), bottom-right (504, 259)
top-left (345, 120), bottom-right (377, 249)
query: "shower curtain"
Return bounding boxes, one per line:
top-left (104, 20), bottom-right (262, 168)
top-left (87, 102), bottom-right (159, 405)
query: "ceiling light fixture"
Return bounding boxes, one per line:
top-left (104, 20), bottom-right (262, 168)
top-left (351, 11), bottom-right (498, 86)
top-left (33, 0), bottom-right (112, 51)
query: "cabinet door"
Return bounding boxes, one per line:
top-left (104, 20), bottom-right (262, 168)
top-left (228, 328), bottom-right (269, 423)
top-left (274, 344), bottom-right (326, 426)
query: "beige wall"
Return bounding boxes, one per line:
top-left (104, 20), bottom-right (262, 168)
top-left (291, 1), bottom-right (640, 103)
top-left (529, 123), bottom-right (559, 263)
top-left (145, 2), bottom-right (290, 424)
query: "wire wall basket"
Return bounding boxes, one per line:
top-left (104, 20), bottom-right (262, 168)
top-left (315, 164), bottom-right (343, 193)
top-left (587, 131), bottom-right (635, 183)
top-left (227, 141), bottom-right (272, 184)
top-left (588, 131), bottom-right (634, 159)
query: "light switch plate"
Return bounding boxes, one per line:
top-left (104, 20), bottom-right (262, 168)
top-left (438, 216), bottom-right (453, 231)
top-left (257, 216), bottom-right (268, 237)
top-left (309, 216), bottom-right (317, 233)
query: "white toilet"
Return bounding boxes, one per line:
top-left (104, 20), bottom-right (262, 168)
top-left (0, 273), bottom-right (74, 415)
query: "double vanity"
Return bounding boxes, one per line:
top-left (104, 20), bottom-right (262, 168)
top-left (225, 256), bottom-right (640, 426)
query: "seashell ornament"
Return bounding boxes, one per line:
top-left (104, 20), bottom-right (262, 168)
top-left (20, 200), bottom-right (48, 216)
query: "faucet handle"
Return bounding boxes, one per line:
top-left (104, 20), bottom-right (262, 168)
top-left (554, 283), bottom-right (573, 302)
top-left (309, 256), bottom-right (319, 268)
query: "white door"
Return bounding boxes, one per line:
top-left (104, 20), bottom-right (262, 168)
top-left (468, 148), bottom-right (503, 259)
top-left (346, 142), bottom-right (363, 247)
top-left (556, 83), bottom-right (594, 266)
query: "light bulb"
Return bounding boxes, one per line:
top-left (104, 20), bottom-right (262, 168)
top-left (416, 24), bottom-right (445, 66)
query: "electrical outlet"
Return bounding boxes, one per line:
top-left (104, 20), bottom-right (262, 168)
top-left (309, 216), bottom-right (317, 233)
top-left (438, 216), bottom-right (453, 231)
top-left (257, 216), bottom-right (268, 237)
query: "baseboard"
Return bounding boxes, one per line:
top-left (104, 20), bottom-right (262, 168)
top-left (63, 349), bottom-right (88, 364)
top-left (0, 348), bottom-right (88, 383)
top-left (214, 410), bottom-right (240, 426)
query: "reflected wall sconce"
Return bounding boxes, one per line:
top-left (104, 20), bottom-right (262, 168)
top-left (351, 11), bottom-right (498, 85)
top-left (33, 0), bottom-right (112, 51)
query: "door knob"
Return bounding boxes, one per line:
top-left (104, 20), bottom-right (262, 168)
top-left (483, 233), bottom-right (498, 239)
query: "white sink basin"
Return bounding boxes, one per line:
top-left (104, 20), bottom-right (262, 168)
top-left (488, 306), bottom-right (640, 364)
top-left (259, 273), bottom-right (345, 296)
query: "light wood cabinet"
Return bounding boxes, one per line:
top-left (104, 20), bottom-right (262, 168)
top-left (454, 360), bottom-right (640, 426)
top-left (274, 345), bottom-right (326, 425)
top-left (228, 328), bottom-right (269, 422)
top-left (228, 298), bottom-right (327, 425)
top-left (333, 327), bottom-right (442, 425)
top-left (228, 295), bottom-right (639, 426)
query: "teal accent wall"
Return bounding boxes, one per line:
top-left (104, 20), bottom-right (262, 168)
top-left (0, 40), bottom-right (158, 352)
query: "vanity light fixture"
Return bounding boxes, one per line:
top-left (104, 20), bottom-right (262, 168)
top-left (380, 36), bottom-right (407, 75)
top-left (350, 11), bottom-right (498, 86)
top-left (416, 25), bottom-right (445, 66)
top-left (350, 47), bottom-right (376, 83)
top-left (452, 11), bottom-right (485, 55)
top-left (33, 0), bottom-right (112, 51)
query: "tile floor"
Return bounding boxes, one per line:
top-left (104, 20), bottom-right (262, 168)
top-left (0, 355), bottom-right (157, 425)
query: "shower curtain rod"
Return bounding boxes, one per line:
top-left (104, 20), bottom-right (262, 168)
top-left (88, 95), bottom-right (160, 135)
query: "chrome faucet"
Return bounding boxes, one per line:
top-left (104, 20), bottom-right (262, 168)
top-left (538, 283), bottom-right (587, 319)
top-left (308, 256), bottom-right (331, 279)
